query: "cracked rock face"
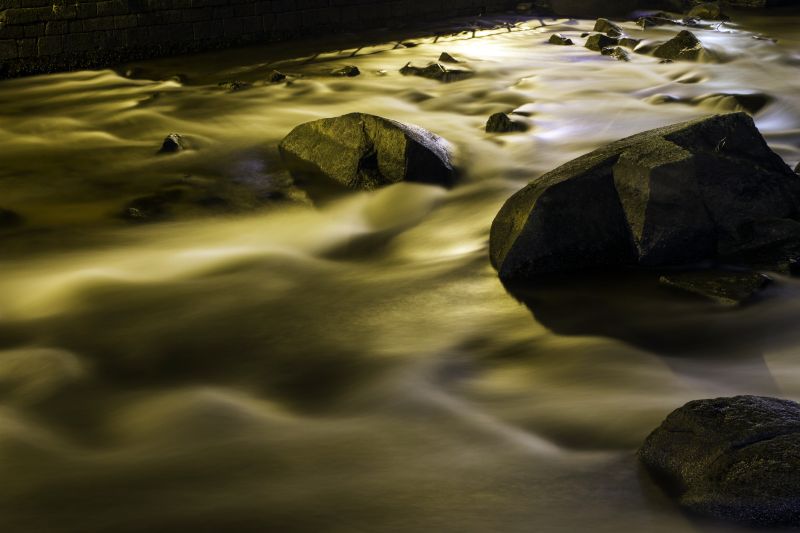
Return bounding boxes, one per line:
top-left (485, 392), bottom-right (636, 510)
top-left (639, 396), bottom-right (800, 526)
top-left (279, 113), bottom-right (455, 196)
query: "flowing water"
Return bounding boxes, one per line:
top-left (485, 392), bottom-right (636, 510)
top-left (2, 9), bottom-right (800, 532)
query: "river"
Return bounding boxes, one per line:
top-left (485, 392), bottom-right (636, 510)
top-left (1, 8), bottom-right (800, 532)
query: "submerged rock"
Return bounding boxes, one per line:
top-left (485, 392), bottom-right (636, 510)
top-left (659, 270), bottom-right (772, 305)
top-left (489, 112), bottom-right (800, 280)
top-left (157, 133), bottom-right (188, 154)
top-left (399, 62), bottom-right (474, 83)
top-left (652, 30), bottom-right (713, 62)
top-left (593, 18), bottom-right (623, 36)
top-left (585, 34), bottom-right (620, 51)
top-left (121, 189), bottom-right (183, 222)
top-left (0, 208), bottom-right (22, 228)
top-left (267, 70), bottom-right (287, 83)
top-left (218, 80), bottom-right (251, 92)
top-left (618, 37), bottom-right (642, 49)
top-left (693, 92), bottom-right (772, 114)
top-left (332, 65), bottom-right (360, 77)
top-left (640, 396), bottom-right (800, 526)
top-left (548, 33), bottom-right (574, 45)
top-left (486, 112), bottom-right (528, 133)
top-left (279, 113), bottom-right (455, 194)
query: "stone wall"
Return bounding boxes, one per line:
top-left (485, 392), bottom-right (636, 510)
top-left (0, 0), bottom-right (514, 78)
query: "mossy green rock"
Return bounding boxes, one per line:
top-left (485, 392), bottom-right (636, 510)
top-left (279, 113), bottom-right (455, 195)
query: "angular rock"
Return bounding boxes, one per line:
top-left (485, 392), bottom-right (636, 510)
top-left (157, 133), bottom-right (187, 154)
top-left (279, 113), bottom-right (455, 194)
top-left (602, 46), bottom-right (630, 61)
top-left (332, 65), bottom-right (360, 77)
top-left (639, 396), bottom-right (800, 526)
top-left (593, 18), bottom-right (623, 36)
top-left (585, 34), bottom-right (620, 52)
top-left (653, 30), bottom-right (713, 62)
top-left (489, 112), bottom-right (800, 280)
top-left (659, 270), bottom-right (772, 305)
top-left (399, 62), bottom-right (474, 83)
top-left (548, 33), bottom-right (574, 45)
top-left (438, 52), bottom-right (460, 63)
top-left (486, 112), bottom-right (528, 133)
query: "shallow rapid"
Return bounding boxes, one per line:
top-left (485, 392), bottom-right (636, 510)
top-left (1, 10), bottom-right (800, 532)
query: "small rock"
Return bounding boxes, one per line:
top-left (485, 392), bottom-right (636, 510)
top-left (640, 396), bottom-right (800, 526)
top-left (399, 62), bottom-right (474, 83)
top-left (332, 65), bottom-right (360, 77)
top-left (580, 32), bottom-right (590, 38)
top-left (401, 41), bottom-right (418, 48)
top-left (0, 208), bottom-right (22, 228)
top-left (121, 189), bottom-right (183, 222)
top-left (602, 46), bottom-right (630, 61)
top-left (485, 112), bottom-right (528, 133)
top-left (659, 270), bottom-right (772, 305)
top-left (585, 34), bottom-right (620, 52)
top-left (218, 80), bottom-right (251, 92)
top-left (660, 58), bottom-right (674, 64)
top-left (157, 133), bottom-right (187, 154)
top-left (652, 30), bottom-right (713, 62)
top-left (438, 52), bottom-right (460, 63)
top-left (548, 34), bottom-right (574, 45)
top-left (593, 18), bottom-right (623, 36)
top-left (267, 70), bottom-right (287, 83)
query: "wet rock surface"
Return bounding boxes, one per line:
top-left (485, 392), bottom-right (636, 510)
top-left (585, 34), bottom-right (620, 51)
top-left (279, 113), bottom-right (455, 195)
top-left (548, 34), bottom-right (574, 45)
top-left (332, 65), bottom-right (360, 77)
top-left (489, 112), bottom-right (800, 280)
top-left (640, 395), bottom-right (800, 526)
top-left (399, 62), bottom-right (474, 82)
top-left (486, 112), bottom-right (529, 133)
top-left (602, 46), bottom-right (631, 61)
top-left (593, 18), bottom-right (624, 36)
top-left (652, 30), bottom-right (714, 62)
top-left (157, 133), bottom-right (188, 154)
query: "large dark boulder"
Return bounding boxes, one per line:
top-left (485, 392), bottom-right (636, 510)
top-left (639, 396), bottom-right (800, 526)
top-left (279, 113), bottom-right (455, 194)
top-left (489, 112), bottom-right (800, 280)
